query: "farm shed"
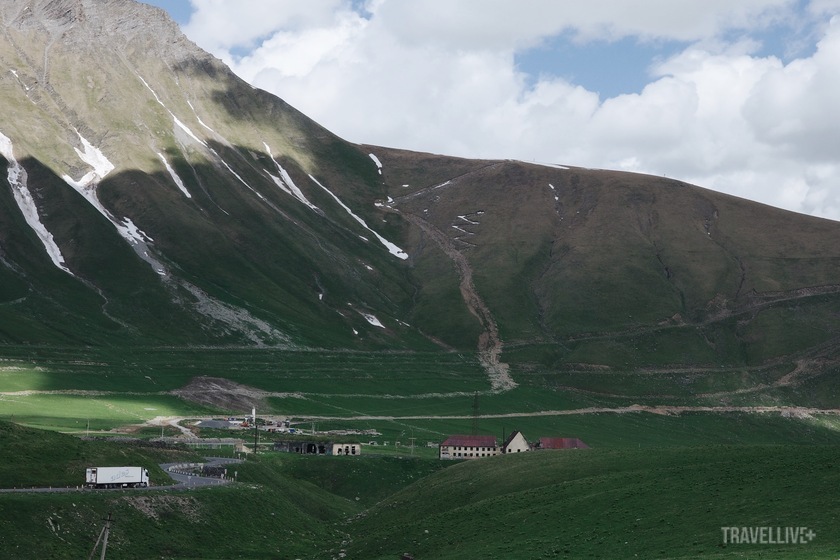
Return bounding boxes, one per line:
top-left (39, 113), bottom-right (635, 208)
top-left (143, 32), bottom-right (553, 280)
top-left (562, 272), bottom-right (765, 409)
top-left (537, 437), bottom-right (589, 450)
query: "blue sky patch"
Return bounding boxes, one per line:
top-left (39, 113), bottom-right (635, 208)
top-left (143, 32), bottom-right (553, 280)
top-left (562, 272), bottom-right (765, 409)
top-left (515, 35), bottom-right (686, 98)
top-left (141, 0), bottom-right (192, 25)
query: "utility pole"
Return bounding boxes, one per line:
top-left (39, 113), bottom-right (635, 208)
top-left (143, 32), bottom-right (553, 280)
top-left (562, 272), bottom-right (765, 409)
top-left (88, 512), bottom-right (112, 560)
top-left (253, 412), bottom-right (258, 456)
top-left (471, 392), bottom-right (480, 435)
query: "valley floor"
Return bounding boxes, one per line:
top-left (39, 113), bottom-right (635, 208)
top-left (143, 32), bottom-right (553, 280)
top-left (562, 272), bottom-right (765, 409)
top-left (3, 346), bottom-right (840, 558)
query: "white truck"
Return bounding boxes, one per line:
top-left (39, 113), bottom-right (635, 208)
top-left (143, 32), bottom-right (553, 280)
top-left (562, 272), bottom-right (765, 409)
top-left (85, 466), bottom-right (149, 488)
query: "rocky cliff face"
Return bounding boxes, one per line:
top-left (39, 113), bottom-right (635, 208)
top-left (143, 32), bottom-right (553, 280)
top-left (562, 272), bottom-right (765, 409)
top-left (2, 0), bottom-right (249, 172)
top-left (2, 0), bottom-right (190, 54)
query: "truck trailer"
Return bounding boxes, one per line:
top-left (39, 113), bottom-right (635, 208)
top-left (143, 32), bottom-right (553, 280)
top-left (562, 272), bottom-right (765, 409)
top-left (85, 466), bottom-right (149, 488)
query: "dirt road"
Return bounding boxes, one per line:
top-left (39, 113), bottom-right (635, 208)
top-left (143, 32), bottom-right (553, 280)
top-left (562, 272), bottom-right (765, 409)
top-left (139, 405), bottom-right (840, 428)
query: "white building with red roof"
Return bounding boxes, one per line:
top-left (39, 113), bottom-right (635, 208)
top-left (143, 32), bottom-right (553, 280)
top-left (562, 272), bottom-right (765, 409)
top-left (501, 430), bottom-right (531, 454)
top-left (439, 435), bottom-right (498, 460)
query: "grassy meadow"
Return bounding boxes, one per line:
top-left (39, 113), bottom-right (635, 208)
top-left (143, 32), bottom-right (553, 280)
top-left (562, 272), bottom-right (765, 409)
top-left (3, 420), bottom-right (840, 559)
top-left (4, 344), bottom-right (840, 559)
top-left (348, 445), bottom-right (840, 560)
top-left (5, 343), bottom-right (839, 437)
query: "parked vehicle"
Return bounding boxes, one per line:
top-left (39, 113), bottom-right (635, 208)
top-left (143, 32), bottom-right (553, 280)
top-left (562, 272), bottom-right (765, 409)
top-left (85, 466), bottom-right (149, 488)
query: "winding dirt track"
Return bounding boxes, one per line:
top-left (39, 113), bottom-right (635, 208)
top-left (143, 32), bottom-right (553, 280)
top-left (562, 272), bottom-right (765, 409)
top-left (129, 405), bottom-right (840, 432)
top-left (279, 404), bottom-right (840, 421)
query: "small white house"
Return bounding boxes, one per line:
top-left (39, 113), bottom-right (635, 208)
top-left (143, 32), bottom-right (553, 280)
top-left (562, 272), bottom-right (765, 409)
top-left (501, 430), bottom-right (531, 454)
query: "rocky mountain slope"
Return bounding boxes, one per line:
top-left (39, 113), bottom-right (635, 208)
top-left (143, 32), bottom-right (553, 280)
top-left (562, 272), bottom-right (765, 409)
top-left (3, 0), bottom-right (840, 383)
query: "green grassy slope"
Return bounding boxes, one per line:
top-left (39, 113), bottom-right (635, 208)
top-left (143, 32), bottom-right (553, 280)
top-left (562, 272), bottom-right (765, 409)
top-left (0, 421), bottom-right (197, 488)
top-left (361, 148), bottom-right (840, 402)
top-left (0, 480), bottom-right (354, 560)
top-left (0, 347), bottom-right (483, 394)
top-left (348, 445), bottom-right (840, 560)
top-left (4, 418), bottom-right (840, 560)
top-left (239, 453), bottom-right (448, 508)
top-left (2, 150), bottom-right (430, 349)
top-left (0, 421), bottom-right (420, 560)
top-left (380, 153), bottom-right (840, 352)
top-left (0, 346), bottom-right (493, 433)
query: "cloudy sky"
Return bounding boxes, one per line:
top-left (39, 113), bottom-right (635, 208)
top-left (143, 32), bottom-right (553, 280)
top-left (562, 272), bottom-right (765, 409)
top-left (143, 1), bottom-right (840, 221)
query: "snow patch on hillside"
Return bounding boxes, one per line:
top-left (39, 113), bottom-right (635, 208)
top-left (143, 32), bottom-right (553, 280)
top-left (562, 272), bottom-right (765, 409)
top-left (61, 134), bottom-right (167, 275)
top-left (138, 74), bottom-right (271, 207)
top-left (9, 69), bottom-right (30, 92)
top-left (174, 116), bottom-right (206, 147)
top-left (73, 131), bottom-right (114, 183)
top-left (138, 73), bottom-right (207, 148)
top-left (62, 174), bottom-right (108, 213)
top-left (210, 151), bottom-right (266, 201)
top-left (8, 68), bottom-right (36, 106)
top-left (178, 115), bottom-right (261, 200)
top-left (120, 218), bottom-right (153, 245)
top-left (525, 161), bottom-right (570, 170)
top-left (137, 74), bottom-right (165, 107)
top-left (157, 152), bottom-right (191, 198)
top-left (369, 153), bottom-right (383, 175)
top-left (309, 175), bottom-right (409, 260)
top-left (63, 173), bottom-right (161, 271)
top-left (360, 312), bottom-right (385, 329)
top-left (263, 143), bottom-right (319, 211)
top-left (0, 131), bottom-right (72, 275)
top-left (61, 134), bottom-right (115, 212)
top-left (61, 134), bottom-right (117, 218)
top-left (187, 100), bottom-right (217, 134)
